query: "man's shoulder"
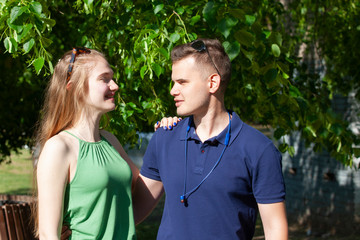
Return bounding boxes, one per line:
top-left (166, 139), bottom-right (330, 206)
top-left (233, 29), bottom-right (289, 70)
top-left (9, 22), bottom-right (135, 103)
top-left (230, 115), bottom-right (274, 150)
top-left (152, 117), bottom-right (188, 139)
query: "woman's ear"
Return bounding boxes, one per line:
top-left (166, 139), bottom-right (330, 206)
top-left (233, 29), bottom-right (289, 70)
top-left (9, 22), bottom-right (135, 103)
top-left (209, 73), bottom-right (221, 94)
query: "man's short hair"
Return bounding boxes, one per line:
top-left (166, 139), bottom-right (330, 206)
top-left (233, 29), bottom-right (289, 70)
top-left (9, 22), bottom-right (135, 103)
top-left (171, 38), bottom-right (231, 92)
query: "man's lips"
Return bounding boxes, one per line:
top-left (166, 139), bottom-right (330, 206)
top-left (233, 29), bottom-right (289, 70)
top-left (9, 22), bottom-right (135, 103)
top-left (174, 99), bottom-right (183, 107)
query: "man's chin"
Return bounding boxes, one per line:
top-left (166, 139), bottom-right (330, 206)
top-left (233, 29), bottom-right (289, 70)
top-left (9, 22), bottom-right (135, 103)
top-left (176, 109), bottom-right (185, 116)
top-left (176, 110), bottom-right (190, 118)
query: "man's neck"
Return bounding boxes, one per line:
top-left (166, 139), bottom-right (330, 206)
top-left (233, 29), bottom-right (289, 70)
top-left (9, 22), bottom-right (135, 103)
top-left (193, 106), bottom-right (230, 142)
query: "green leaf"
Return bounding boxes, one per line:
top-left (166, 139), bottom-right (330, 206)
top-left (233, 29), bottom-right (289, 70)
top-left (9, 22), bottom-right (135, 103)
top-left (245, 15), bottom-right (256, 26)
top-left (229, 9), bottom-right (245, 20)
top-left (151, 63), bottom-right (162, 78)
top-left (269, 32), bottom-right (283, 46)
top-left (223, 41), bottom-right (241, 61)
top-left (169, 32), bottom-right (180, 43)
top-left (203, 1), bottom-right (217, 27)
top-left (278, 143), bottom-right (288, 153)
top-left (263, 30), bottom-right (271, 39)
top-left (10, 6), bottom-right (26, 24)
top-left (277, 61), bottom-right (289, 73)
top-left (158, 48), bottom-right (169, 60)
top-left (128, 102), bottom-right (137, 109)
top-left (304, 126), bottom-right (317, 137)
top-left (330, 123), bottom-right (343, 136)
top-left (41, 37), bottom-right (52, 47)
top-left (289, 85), bottom-right (302, 97)
top-left (83, 0), bottom-right (94, 13)
top-left (353, 148), bottom-right (360, 158)
top-left (337, 141), bottom-right (342, 152)
top-left (282, 72), bottom-right (289, 79)
top-left (264, 68), bottom-right (278, 83)
top-left (4, 37), bottom-right (11, 52)
top-left (190, 15), bottom-right (201, 26)
top-left (84, 0), bottom-right (94, 5)
top-left (240, 48), bottom-right (254, 62)
top-left (30, 2), bottom-right (42, 15)
top-left (140, 65), bottom-right (147, 79)
top-left (18, 24), bottom-right (33, 42)
top-left (9, 37), bottom-right (18, 53)
top-left (7, 17), bottom-right (23, 32)
top-left (42, 18), bottom-right (56, 28)
top-left (48, 60), bottom-right (54, 73)
top-left (33, 57), bottom-right (45, 74)
top-left (274, 128), bottom-right (286, 139)
top-left (175, 7), bottom-right (184, 15)
top-left (218, 17), bottom-right (238, 39)
top-left (288, 146), bottom-right (295, 157)
top-left (23, 38), bottom-right (35, 53)
top-left (271, 44), bottom-right (281, 57)
top-left (154, 4), bottom-right (164, 14)
top-left (234, 30), bottom-right (255, 47)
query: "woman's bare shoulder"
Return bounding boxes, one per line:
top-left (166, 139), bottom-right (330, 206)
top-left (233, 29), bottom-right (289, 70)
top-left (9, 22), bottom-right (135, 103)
top-left (38, 132), bottom-right (77, 167)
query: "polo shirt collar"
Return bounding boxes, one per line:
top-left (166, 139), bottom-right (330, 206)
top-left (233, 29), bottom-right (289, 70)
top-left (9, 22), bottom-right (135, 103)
top-left (179, 110), bottom-right (244, 146)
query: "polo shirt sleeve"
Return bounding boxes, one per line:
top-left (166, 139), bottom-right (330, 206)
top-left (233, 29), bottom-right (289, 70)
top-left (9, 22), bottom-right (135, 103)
top-left (252, 142), bottom-right (285, 204)
top-left (140, 132), bottom-right (162, 181)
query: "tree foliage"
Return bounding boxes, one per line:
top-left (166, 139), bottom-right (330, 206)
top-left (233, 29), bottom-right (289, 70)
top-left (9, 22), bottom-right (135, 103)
top-left (0, 0), bottom-right (359, 166)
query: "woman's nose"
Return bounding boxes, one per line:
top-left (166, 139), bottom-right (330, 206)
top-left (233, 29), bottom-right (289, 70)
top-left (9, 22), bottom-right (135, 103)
top-left (109, 80), bottom-right (119, 91)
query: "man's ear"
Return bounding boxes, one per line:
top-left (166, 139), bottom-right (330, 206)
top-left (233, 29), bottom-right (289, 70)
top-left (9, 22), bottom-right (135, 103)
top-left (66, 82), bottom-right (72, 90)
top-left (208, 73), bottom-right (221, 94)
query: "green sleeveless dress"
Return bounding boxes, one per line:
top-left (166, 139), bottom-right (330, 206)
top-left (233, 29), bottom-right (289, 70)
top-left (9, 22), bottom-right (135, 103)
top-left (62, 131), bottom-right (136, 239)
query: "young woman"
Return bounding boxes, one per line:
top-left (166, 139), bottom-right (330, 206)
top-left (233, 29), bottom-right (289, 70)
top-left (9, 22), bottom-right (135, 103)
top-left (34, 47), bottom-right (140, 239)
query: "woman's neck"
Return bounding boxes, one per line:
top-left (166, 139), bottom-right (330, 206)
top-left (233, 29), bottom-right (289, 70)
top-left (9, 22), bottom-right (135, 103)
top-left (69, 112), bottom-right (102, 142)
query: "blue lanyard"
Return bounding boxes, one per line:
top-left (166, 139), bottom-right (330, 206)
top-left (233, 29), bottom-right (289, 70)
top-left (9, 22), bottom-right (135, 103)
top-left (180, 112), bottom-right (231, 205)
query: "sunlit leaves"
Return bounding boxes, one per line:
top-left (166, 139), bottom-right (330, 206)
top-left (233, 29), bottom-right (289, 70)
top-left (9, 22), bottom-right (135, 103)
top-left (223, 41), bottom-right (240, 61)
top-left (154, 4), bottom-right (164, 14)
top-left (271, 44), bottom-right (281, 57)
top-left (169, 32), bottom-right (180, 43)
top-left (23, 38), bottom-right (35, 53)
top-left (33, 57), bottom-right (44, 74)
top-left (218, 17), bottom-right (238, 39)
top-left (1, 1), bottom-right (54, 74)
top-left (245, 15), bottom-right (256, 26)
top-left (0, 0), bottom-right (359, 166)
top-left (234, 30), bottom-right (255, 47)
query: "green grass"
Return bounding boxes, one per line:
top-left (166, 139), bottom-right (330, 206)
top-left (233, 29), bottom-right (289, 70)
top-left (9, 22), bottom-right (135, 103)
top-left (0, 149), bottom-right (34, 195)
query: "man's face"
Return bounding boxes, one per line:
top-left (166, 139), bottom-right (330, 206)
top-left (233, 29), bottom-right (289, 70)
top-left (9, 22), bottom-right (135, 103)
top-left (170, 56), bottom-right (211, 117)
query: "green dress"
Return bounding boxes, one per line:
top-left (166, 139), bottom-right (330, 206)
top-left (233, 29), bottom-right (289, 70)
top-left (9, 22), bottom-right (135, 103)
top-left (63, 131), bottom-right (136, 239)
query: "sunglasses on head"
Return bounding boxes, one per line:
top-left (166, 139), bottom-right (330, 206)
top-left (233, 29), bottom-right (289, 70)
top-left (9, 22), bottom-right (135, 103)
top-left (191, 40), bottom-right (221, 77)
top-left (66, 47), bottom-right (91, 82)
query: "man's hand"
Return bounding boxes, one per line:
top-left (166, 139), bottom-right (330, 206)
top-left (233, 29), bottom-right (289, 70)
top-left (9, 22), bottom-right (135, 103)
top-left (154, 117), bottom-right (182, 131)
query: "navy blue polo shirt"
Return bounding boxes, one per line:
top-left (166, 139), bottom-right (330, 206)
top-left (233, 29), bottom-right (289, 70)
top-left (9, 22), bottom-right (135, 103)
top-left (141, 111), bottom-right (285, 240)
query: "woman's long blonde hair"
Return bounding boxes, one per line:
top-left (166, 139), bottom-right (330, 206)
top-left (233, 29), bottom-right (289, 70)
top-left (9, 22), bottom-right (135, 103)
top-left (34, 48), bottom-right (105, 156)
top-left (32, 48), bottom-right (106, 236)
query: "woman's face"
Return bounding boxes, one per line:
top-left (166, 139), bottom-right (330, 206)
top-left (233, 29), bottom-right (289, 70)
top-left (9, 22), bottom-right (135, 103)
top-left (85, 57), bottom-right (119, 114)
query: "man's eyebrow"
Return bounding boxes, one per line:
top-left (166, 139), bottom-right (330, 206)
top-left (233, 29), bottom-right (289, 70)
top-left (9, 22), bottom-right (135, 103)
top-left (173, 78), bottom-right (188, 82)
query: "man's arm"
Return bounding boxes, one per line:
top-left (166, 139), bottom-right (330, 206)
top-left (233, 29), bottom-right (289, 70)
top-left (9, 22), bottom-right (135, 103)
top-left (132, 174), bottom-right (164, 225)
top-left (258, 201), bottom-right (288, 240)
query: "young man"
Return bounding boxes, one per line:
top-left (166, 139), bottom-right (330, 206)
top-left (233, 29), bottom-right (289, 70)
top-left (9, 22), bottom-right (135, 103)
top-left (133, 38), bottom-right (288, 239)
